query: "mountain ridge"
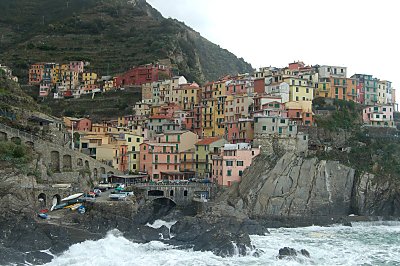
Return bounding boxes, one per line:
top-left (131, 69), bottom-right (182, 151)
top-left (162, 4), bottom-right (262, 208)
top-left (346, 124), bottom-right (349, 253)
top-left (0, 0), bottom-right (253, 84)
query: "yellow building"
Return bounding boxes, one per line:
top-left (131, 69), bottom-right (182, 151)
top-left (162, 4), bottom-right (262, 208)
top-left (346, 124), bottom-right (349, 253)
top-left (202, 98), bottom-right (215, 137)
top-left (172, 82), bottom-right (201, 110)
top-left (50, 64), bottom-right (61, 84)
top-left (123, 133), bottom-right (143, 172)
top-left (284, 77), bottom-right (314, 102)
top-left (316, 80), bottom-right (331, 98)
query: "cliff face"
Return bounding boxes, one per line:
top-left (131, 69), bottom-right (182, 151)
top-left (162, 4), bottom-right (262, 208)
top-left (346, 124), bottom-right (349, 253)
top-left (228, 153), bottom-right (400, 219)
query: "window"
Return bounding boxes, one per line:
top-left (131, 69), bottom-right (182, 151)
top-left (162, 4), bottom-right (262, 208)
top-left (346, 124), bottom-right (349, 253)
top-left (143, 155), bottom-right (146, 160)
top-left (239, 170), bottom-right (243, 177)
top-left (227, 170), bottom-right (232, 176)
top-left (153, 174), bottom-right (159, 179)
top-left (296, 87), bottom-right (299, 92)
top-left (262, 126), bottom-right (267, 131)
top-left (136, 138), bottom-right (140, 142)
top-left (226, 161), bottom-right (233, 166)
top-left (155, 164), bottom-right (158, 169)
top-left (128, 137), bottom-right (132, 142)
top-left (143, 145), bottom-right (146, 150)
top-left (237, 161), bottom-right (244, 166)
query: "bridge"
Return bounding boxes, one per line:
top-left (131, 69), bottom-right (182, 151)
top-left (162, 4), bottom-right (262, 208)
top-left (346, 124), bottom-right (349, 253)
top-left (134, 183), bottom-right (214, 206)
top-left (0, 123), bottom-right (121, 183)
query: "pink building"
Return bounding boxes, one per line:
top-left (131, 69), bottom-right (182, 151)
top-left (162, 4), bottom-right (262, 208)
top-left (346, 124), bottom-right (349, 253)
top-left (139, 131), bottom-right (198, 180)
top-left (362, 105), bottom-right (395, 127)
top-left (139, 142), bottom-right (179, 180)
top-left (225, 118), bottom-right (254, 144)
top-left (69, 61), bottom-right (85, 73)
top-left (212, 143), bottom-right (260, 186)
top-left (75, 118), bottom-right (92, 132)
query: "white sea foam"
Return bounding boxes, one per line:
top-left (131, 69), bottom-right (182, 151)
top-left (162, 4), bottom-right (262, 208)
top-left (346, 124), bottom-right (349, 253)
top-left (44, 222), bottom-right (400, 266)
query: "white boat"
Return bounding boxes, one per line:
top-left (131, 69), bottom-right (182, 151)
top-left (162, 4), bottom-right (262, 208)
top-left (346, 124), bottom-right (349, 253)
top-left (61, 193), bottom-right (84, 202)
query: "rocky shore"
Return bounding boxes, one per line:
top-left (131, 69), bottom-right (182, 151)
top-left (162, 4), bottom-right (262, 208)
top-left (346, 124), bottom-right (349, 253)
top-left (1, 151), bottom-right (400, 265)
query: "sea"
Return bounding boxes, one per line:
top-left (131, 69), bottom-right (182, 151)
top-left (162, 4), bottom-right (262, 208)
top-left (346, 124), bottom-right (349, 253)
top-left (41, 220), bottom-right (400, 266)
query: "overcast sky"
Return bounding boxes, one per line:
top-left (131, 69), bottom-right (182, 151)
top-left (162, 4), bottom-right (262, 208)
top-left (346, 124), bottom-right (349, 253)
top-left (147, 0), bottom-right (399, 101)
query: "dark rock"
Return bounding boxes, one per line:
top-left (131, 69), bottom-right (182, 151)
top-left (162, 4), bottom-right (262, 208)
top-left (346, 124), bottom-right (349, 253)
top-left (278, 247), bottom-right (311, 259)
top-left (343, 222), bottom-right (352, 227)
top-left (0, 245), bottom-right (26, 265)
top-left (252, 249), bottom-right (264, 257)
top-left (278, 247), bottom-right (297, 259)
top-left (169, 216), bottom-right (255, 257)
top-left (300, 249), bottom-right (310, 258)
top-left (25, 251), bottom-right (54, 265)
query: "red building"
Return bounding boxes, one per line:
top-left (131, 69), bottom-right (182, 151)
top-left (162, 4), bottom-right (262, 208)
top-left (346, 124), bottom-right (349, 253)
top-left (254, 78), bottom-right (265, 95)
top-left (115, 64), bottom-right (172, 87)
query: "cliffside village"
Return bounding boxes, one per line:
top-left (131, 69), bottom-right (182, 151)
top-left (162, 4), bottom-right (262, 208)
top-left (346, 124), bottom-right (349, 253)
top-left (11, 61), bottom-right (398, 186)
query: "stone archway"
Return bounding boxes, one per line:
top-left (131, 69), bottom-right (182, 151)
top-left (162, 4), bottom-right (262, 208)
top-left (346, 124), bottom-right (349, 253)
top-left (0, 131), bottom-right (7, 141)
top-left (25, 141), bottom-right (34, 149)
top-left (63, 154), bottom-right (72, 171)
top-left (77, 158), bottom-right (83, 167)
top-left (93, 168), bottom-right (98, 179)
top-left (11, 137), bottom-right (21, 145)
top-left (38, 193), bottom-right (47, 208)
top-left (50, 151), bottom-right (60, 172)
top-left (148, 190), bottom-right (164, 197)
top-left (84, 160), bottom-right (89, 169)
top-left (100, 167), bottom-right (105, 175)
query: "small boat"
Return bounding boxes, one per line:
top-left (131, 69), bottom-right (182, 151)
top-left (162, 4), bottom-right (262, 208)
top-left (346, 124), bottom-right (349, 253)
top-left (71, 203), bottom-right (82, 211)
top-left (64, 203), bottom-right (82, 211)
top-left (61, 193), bottom-right (84, 202)
top-left (38, 213), bottom-right (48, 219)
top-left (39, 209), bottom-right (49, 213)
top-left (51, 202), bottom-right (68, 211)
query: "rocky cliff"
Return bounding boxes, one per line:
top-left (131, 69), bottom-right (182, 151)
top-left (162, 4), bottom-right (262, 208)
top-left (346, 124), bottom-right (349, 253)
top-left (227, 152), bottom-right (400, 220)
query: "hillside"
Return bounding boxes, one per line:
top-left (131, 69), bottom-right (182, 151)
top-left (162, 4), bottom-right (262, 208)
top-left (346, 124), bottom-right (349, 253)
top-left (42, 88), bottom-right (141, 122)
top-left (0, 70), bottom-right (46, 122)
top-left (0, 0), bottom-right (253, 84)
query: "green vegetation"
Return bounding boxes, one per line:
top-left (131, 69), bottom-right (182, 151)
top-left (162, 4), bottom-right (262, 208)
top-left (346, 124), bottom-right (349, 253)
top-left (313, 98), bottom-right (362, 131)
top-left (42, 88), bottom-right (141, 121)
top-left (0, 0), bottom-right (253, 84)
top-left (313, 97), bottom-right (400, 184)
top-left (0, 141), bottom-right (32, 166)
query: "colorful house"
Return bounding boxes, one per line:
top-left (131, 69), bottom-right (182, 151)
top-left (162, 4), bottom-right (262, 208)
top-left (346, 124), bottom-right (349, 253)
top-left (212, 143), bottom-right (260, 186)
top-left (122, 133), bottom-right (143, 172)
top-left (285, 101), bottom-right (313, 125)
top-left (194, 137), bottom-right (228, 179)
top-left (139, 131), bottom-right (198, 180)
top-left (284, 77), bottom-right (314, 102)
top-left (362, 105), bottom-right (395, 127)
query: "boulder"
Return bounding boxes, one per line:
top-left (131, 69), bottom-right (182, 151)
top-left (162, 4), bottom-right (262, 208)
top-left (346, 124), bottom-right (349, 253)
top-left (278, 247), bottom-right (311, 259)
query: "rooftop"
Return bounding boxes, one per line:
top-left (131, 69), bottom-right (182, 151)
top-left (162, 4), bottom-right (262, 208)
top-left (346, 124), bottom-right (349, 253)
top-left (196, 137), bottom-right (222, 145)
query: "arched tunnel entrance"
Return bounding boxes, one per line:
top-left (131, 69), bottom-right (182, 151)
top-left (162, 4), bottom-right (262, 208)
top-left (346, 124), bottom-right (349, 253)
top-left (150, 197), bottom-right (177, 221)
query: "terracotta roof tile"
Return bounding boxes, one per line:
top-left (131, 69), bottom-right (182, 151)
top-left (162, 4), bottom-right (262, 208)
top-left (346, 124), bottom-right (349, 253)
top-left (196, 137), bottom-right (221, 145)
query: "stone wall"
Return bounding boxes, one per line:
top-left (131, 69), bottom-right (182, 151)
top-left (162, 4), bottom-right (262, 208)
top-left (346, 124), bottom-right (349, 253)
top-left (0, 123), bottom-right (121, 183)
top-left (254, 132), bottom-right (308, 156)
top-left (136, 184), bottom-right (212, 206)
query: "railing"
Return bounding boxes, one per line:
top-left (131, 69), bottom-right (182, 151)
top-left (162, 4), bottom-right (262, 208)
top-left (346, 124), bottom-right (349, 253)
top-left (0, 123), bottom-right (39, 142)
